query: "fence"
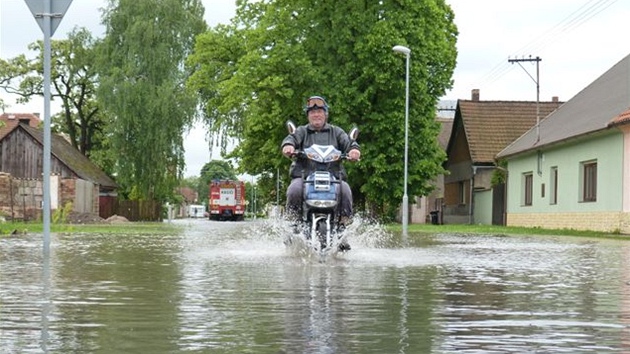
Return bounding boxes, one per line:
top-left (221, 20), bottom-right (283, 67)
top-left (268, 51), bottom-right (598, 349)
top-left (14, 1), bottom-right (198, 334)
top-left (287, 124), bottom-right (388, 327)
top-left (99, 197), bottom-right (162, 222)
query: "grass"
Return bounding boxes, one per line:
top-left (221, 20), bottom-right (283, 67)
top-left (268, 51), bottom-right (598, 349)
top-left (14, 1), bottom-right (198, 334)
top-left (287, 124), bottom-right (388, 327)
top-left (386, 223), bottom-right (629, 240)
top-left (0, 221), bottom-right (184, 236)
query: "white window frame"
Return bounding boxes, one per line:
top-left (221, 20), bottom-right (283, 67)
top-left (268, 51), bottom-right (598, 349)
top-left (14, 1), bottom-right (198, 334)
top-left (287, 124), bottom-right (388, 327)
top-left (550, 166), bottom-right (558, 205)
top-left (580, 160), bottom-right (597, 202)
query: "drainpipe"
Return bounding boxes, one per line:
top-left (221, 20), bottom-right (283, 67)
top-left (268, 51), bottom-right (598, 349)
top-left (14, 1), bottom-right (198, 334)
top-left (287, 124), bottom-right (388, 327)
top-left (470, 166), bottom-right (476, 225)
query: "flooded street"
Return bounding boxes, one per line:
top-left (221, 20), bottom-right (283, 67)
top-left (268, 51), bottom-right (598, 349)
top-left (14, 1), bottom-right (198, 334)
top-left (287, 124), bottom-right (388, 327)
top-left (2, 218), bottom-right (630, 353)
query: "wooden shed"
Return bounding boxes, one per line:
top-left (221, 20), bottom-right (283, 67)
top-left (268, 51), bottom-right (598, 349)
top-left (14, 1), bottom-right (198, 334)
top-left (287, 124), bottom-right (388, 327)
top-left (0, 114), bottom-right (117, 219)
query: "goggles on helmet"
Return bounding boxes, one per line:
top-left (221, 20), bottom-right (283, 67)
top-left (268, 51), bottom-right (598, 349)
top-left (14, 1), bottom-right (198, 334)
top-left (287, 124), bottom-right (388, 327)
top-left (305, 96), bottom-right (328, 113)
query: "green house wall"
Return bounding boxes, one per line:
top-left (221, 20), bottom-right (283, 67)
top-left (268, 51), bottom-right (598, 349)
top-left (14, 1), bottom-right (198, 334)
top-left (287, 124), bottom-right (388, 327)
top-left (506, 131), bottom-right (623, 214)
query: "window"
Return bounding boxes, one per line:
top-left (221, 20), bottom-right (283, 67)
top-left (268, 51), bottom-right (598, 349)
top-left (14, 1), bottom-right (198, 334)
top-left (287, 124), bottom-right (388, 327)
top-left (550, 167), bottom-right (558, 205)
top-left (522, 172), bottom-right (533, 206)
top-left (581, 161), bottom-right (597, 202)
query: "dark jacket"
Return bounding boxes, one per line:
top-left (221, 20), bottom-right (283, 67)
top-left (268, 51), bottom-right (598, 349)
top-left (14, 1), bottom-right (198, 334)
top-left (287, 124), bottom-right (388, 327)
top-left (281, 123), bottom-right (360, 180)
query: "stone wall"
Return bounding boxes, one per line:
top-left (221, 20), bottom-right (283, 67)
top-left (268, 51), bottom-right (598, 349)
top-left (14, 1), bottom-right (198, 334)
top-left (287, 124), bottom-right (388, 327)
top-left (507, 211), bottom-right (629, 234)
top-left (0, 172), bottom-right (43, 221)
top-left (0, 172), bottom-right (98, 221)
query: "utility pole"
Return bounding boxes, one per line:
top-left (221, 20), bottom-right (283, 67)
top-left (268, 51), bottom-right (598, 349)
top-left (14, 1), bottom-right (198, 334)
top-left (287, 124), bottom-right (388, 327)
top-left (508, 56), bottom-right (541, 142)
top-left (276, 168), bottom-right (280, 206)
top-left (276, 168), bottom-right (281, 218)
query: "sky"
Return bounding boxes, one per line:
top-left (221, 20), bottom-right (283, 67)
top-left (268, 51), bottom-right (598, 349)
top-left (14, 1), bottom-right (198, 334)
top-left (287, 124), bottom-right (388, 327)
top-left (1, 0), bottom-right (629, 177)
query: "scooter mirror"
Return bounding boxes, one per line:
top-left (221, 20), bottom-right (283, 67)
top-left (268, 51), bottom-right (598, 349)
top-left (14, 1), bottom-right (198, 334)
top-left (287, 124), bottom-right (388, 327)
top-left (286, 121), bottom-right (297, 134)
top-left (348, 126), bottom-right (359, 141)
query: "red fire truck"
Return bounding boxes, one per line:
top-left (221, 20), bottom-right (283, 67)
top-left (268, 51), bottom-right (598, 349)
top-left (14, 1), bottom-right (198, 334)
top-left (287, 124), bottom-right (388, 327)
top-left (209, 180), bottom-right (246, 221)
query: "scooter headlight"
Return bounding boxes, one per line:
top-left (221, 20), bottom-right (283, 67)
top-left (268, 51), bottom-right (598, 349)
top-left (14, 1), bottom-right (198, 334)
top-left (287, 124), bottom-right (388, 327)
top-left (306, 200), bottom-right (338, 208)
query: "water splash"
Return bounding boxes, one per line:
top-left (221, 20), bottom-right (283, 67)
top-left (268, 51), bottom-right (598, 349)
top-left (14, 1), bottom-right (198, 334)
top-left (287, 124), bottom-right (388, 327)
top-left (341, 214), bottom-right (396, 249)
top-left (244, 214), bottom-right (395, 253)
top-left (244, 215), bottom-right (294, 243)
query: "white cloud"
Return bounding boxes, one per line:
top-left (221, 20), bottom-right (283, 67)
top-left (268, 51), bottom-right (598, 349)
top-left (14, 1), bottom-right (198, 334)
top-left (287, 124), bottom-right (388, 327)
top-left (443, 0), bottom-right (630, 102)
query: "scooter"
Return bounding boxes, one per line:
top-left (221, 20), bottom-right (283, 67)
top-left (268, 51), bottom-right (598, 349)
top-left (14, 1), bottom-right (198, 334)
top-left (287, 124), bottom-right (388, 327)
top-left (285, 121), bottom-right (359, 256)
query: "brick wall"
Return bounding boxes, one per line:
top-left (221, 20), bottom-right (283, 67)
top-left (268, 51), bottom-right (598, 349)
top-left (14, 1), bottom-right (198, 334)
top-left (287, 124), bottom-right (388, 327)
top-left (60, 178), bottom-right (75, 209)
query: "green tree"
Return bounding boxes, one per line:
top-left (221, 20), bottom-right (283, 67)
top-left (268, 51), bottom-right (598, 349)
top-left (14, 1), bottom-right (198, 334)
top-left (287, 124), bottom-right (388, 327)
top-left (0, 27), bottom-right (109, 160)
top-left (187, 0), bottom-right (457, 220)
top-left (96, 0), bottom-right (207, 202)
top-left (253, 171), bottom-right (281, 213)
top-left (180, 176), bottom-right (199, 189)
top-left (200, 160), bottom-right (238, 181)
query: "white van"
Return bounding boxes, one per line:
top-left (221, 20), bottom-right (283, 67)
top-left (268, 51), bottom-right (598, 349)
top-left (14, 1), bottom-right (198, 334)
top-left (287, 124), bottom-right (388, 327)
top-left (188, 204), bottom-right (206, 218)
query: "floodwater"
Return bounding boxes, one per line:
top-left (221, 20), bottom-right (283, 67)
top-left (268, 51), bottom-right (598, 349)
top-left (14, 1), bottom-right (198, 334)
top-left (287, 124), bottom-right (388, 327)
top-left (2, 218), bottom-right (630, 353)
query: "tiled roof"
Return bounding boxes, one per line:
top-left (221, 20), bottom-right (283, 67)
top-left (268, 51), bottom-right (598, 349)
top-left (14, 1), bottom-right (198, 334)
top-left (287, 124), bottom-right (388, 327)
top-left (437, 117), bottom-right (453, 150)
top-left (499, 52), bottom-right (630, 158)
top-left (0, 113), bottom-right (41, 139)
top-left (5, 123), bottom-right (117, 190)
top-left (177, 186), bottom-right (198, 203)
top-left (456, 100), bottom-right (564, 163)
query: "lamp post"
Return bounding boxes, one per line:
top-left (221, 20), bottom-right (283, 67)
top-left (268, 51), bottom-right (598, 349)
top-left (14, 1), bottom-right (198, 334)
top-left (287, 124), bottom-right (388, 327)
top-left (393, 45), bottom-right (411, 237)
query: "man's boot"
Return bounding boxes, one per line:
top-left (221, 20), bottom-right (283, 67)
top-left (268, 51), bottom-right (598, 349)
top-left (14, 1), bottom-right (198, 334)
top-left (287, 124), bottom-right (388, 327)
top-left (338, 240), bottom-right (351, 252)
top-left (338, 215), bottom-right (353, 231)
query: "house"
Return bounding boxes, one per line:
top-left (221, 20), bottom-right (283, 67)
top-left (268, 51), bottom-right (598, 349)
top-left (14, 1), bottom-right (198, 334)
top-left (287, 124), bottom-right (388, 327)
top-left (175, 186), bottom-right (199, 218)
top-left (496, 53), bottom-right (630, 233)
top-left (0, 114), bottom-right (117, 220)
top-left (443, 90), bottom-right (563, 225)
top-left (409, 116), bottom-right (453, 224)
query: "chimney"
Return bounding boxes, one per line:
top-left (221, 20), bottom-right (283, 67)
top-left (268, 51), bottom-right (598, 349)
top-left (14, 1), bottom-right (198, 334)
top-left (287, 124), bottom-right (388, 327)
top-left (33, 113), bottom-right (40, 118)
top-left (19, 118), bottom-right (31, 125)
top-left (471, 89), bottom-right (480, 101)
top-left (552, 96), bottom-right (559, 103)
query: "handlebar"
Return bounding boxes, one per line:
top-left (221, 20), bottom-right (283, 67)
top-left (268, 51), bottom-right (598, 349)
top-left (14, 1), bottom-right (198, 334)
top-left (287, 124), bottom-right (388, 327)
top-left (289, 150), bottom-right (358, 161)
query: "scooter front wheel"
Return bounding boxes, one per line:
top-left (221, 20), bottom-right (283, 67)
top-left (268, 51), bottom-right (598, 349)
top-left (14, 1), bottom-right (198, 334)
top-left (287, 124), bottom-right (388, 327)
top-left (315, 219), bottom-right (329, 250)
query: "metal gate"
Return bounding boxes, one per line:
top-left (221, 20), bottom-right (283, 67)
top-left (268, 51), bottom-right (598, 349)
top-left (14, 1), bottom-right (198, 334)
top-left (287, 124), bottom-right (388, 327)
top-left (492, 183), bottom-right (506, 225)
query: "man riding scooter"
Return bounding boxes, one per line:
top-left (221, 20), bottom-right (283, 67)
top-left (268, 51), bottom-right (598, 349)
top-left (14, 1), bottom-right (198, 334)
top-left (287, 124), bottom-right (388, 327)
top-left (281, 96), bottom-right (360, 251)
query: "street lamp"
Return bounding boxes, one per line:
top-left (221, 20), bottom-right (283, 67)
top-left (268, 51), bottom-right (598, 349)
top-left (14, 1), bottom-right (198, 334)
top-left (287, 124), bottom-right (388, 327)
top-left (393, 45), bottom-right (411, 237)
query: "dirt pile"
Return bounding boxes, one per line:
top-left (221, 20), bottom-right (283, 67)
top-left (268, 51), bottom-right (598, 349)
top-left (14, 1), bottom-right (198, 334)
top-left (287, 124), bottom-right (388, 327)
top-left (105, 215), bottom-right (130, 223)
top-left (64, 213), bottom-right (130, 224)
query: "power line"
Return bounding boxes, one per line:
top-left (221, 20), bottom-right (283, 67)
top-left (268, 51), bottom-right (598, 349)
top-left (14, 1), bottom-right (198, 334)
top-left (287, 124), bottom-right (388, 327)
top-left (473, 0), bottom-right (618, 90)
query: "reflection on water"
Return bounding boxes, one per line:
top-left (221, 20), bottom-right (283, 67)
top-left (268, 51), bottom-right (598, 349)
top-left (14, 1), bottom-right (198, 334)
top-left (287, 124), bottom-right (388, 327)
top-left (2, 218), bottom-right (630, 353)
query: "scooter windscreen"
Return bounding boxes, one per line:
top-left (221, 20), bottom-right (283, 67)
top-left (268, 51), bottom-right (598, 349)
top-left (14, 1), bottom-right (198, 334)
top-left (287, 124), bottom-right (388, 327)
top-left (303, 144), bottom-right (342, 163)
